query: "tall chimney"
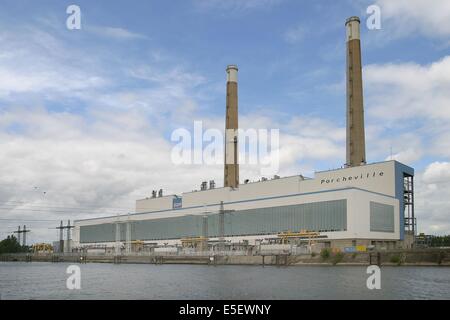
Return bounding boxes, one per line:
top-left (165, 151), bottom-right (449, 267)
top-left (345, 17), bottom-right (366, 167)
top-left (224, 65), bottom-right (239, 188)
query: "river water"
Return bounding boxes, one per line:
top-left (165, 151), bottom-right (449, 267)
top-left (0, 262), bottom-right (449, 300)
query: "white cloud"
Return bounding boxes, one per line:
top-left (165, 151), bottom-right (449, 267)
top-left (286, 117), bottom-right (345, 142)
top-left (422, 162), bottom-right (450, 184)
top-left (128, 65), bottom-right (206, 87)
top-left (415, 162), bottom-right (450, 235)
top-left (87, 26), bottom-right (148, 40)
top-left (0, 28), bottom-right (109, 99)
top-left (430, 130), bottom-right (450, 158)
top-left (365, 56), bottom-right (450, 121)
top-left (240, 114), bottom-right (346, 176)
top-left (363, 55), bottom-right (450, 165)
top-left (375, 0), bottom-right (450, 38)
top-left (385, 148), bottom-right (423, 164)
top-left (0, 22), bottom-right (215, 242)
top-left (0, 66), bottom-right (107, 97)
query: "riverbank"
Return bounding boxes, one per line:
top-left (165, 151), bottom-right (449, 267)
top-left (1, 249), bottom-right (449, 266)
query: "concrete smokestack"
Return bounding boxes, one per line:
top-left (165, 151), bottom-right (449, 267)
top-left (345, 16), bottom-right (366, 167)
top-left (224, 65), bottom-right (239, 188)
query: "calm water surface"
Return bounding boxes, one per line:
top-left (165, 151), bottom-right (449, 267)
top-left (0, 262), bottom-right (449, 300)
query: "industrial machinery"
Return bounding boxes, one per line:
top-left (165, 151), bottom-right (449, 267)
top-left (278, 230), bottom-right (324, 246)
top-left (32, 243), bottom-right (53, 253)
top-left (181, 237), bottom-right (208, 250)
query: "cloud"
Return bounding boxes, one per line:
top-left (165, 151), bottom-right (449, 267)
top-left (375, 0), bottom-right (450, 38)
top-left (0, 28), bottom-right (110, 101)
top-left (365, 56), bottom-right (450, 122)
top-left (128, 65), bottom-right (206, 87)
top-left (415, 162), bottom-right (450, 235)
top-left (0, 66), bottom-right (107, 98)
top-left (0, 20), bottom-right (215, 242)
top-left (422, 162), bottom-right (450, 184)
top-left (362, 55), bottom-right (450, 164)
top-left (239, 114), bottom-right (346, 177)
top-left (87, 26), bottom-right (148, 40)
top-left (385, 148), bottom-right (424, 164)
top-left (430, 130), bottom-right (450, 158)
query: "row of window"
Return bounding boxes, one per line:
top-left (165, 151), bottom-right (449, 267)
top-left (80, 199), bottom-right (348, 243)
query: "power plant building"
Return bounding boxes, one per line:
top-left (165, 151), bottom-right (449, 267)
top-left (72, 16), bottom-right (416, 250)
top-left (73, 160), bottom-right (415, 249)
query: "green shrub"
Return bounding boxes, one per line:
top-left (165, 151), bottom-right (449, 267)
top-left (332, 252), bottom-right (344, 265)
top-left (320, 248), bottom-right (331, 260)
top-left (390, 254), bottom-right (402, 265)
top-left (352, 253), bottom-right (357, 259)
top-left (311, 252), bottom-right (316, 258)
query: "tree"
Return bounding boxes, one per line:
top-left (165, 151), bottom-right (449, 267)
top-left (430, 235), bottom-right (450, 247)
top-left (0, 235), bottom-right (26, 254)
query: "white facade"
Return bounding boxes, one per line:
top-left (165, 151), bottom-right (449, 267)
top-left (73, 160), bottom-right (412, 247)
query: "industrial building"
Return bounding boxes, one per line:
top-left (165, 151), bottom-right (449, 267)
top-left (72, 17), bottom-right (416, 252)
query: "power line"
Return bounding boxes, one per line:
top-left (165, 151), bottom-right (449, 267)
top-left (0, 207), bottom-right (128, 215)
top-left (0, 200), bottom-right (131, 210)
top-left (0, 218), bottom-right (63, 222)
top-left (0, 201), bottom-right (132, 216)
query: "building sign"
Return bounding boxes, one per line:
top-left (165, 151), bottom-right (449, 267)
top-left (173, 197), bottom-right (182, 209)
top-left (320, 170), bottom-right (384, 185)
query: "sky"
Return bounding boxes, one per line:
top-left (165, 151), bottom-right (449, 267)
top-left (0, 0), bottom-right (449, 243)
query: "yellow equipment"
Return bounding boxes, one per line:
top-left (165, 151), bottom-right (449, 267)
top-left (181, 237), bottom-right (208, 249)
top-left (130, 240), bottom-right (144, 252)
top-left (32, 243), bottom-right (53, 253)
top-left (278, 230), bottom-right (320, 245)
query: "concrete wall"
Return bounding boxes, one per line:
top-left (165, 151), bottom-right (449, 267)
top-left (3, 249), bottom-right (448, 266)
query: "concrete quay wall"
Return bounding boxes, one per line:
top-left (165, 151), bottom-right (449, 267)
top-left (1, 249), bottom-right (450, 266)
